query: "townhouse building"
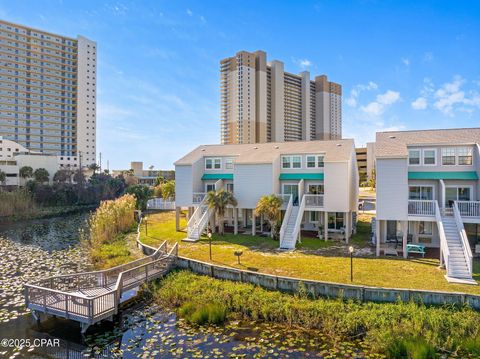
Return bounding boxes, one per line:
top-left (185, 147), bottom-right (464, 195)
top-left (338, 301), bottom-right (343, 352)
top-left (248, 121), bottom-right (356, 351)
top-left (375, 128), bottom-right (480, 283)
top-left (174, 140), bottom-right (358, 249)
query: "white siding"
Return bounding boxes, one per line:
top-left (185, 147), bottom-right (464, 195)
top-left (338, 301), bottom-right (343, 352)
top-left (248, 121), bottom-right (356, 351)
top-left (377, 158), bottom-right (408, 220)
top-left (349, 150), bottom-right (359, 211)
top-left (324, 162), bottom-right (349, 212)
top-left (175, 165), bottom-right (193, 207)
top-left (234, 164), bottom-right (274, 208)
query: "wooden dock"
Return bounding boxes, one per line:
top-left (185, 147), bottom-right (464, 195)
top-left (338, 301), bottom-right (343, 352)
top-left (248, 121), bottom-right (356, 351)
top-left (24, 241), bottom-right (178, 333)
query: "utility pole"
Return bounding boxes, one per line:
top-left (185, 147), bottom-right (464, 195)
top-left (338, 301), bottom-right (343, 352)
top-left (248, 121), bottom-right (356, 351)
top-left (99, 152), bottom-right (102, 172)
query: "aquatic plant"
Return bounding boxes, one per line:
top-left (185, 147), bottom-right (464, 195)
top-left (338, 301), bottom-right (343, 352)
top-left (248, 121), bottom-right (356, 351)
top-left (178, 301), bottom-right (227, 325)
top-left (154, 270), bottom-right (480, 356)
top-left (0, 189), bottom-right (36, 217)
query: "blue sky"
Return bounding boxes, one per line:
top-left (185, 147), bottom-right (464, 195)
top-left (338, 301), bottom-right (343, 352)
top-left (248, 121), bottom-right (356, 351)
top-left (1, 1), bottom-right (479, 170)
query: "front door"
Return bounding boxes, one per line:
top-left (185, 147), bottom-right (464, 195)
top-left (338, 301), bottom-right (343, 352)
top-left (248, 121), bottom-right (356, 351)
top-left (283, 184), bottom-right (299, 206)
top-left (445, 187), bottom-right (471, 207)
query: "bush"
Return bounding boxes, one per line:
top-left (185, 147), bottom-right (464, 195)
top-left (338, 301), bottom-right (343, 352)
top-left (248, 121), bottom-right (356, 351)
top-left (0, 189), bottom-right (36, 217)
top-left (178, 301), bottom-right (227, 325)
top-left (386, 337), bottom-right (438, 359)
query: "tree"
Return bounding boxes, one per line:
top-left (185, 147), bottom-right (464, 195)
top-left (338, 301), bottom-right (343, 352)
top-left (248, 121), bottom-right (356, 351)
top-left (161, 180), bottom-right (175, 201)
top-left (0, 170), bottom-right (6, 186)
top-left (124, 184), bottom-right (153, 210)
top-left (205, 189), bottom-right (237, 235)
top-left (88, 163), bottom-right (100, 174)
top-left (19, 166), bottom-right (33, 181)
top-left (254, 194), bottom-right (284, 239)
top-left (368, 168), bottom-right (376, 189)
top-left (33, 168), bottom-right (49, 183)
top-left (53, 169), bottom-right (70, 183)
top-left (155, 175), bottom-right (167, 186)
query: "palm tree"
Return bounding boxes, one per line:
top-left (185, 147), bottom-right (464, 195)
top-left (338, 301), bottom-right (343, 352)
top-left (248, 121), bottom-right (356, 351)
top-left (161, 180), bottom-right (175, 201)
top-left (88, 163), bottom-right (100, 174)
top-left (33, 168), bottom-right (49, 184)
top-left (254, 194), bottom-right (284, 239)
top-left (205, 189), bottom-right (237, 235)
top-left (19, 166), bottom-right (33, 184)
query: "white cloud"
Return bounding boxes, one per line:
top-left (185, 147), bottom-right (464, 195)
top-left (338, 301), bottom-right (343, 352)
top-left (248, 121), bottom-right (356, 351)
top-left (411, 97), bottom-right (427, 110)
top-left (345, 81), bottom-right (378, 107)
top-left (186, 8), bottom-right (193, 16)
top-left (361, 90), bottom-right (400, 116)
top-left (432, 76), bottom-right (480, 115)
top-left (292, 58), bottom-right (312, 69)
top-left (423, 52), bottom-right (434, 62)
top-left (401, 57), bottom-right (410, 66)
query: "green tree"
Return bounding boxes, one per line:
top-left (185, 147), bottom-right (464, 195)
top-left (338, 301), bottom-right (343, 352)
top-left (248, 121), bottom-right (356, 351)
top-left (33, 168), bottom-right (49, 183)
top-left (161, 180), bottom-right (175, 201)
top-left (88, 163), bottom-right (100, 174)
top-left (53, 169), bottom-right (70, 183)
top-left (205, 189), bottom-right (237, 235)
top-left (19, 166), bottom-right (33, 181)
top-left (368, 168), bottom-right (376, 189)
top-left (0, 170), bottom-right (6, 186)
top-left (255, 194), bottom-right (284, 239)
top-left (124, 184), bottom-right (153, 210)
top-left (155, 175), bottom-right (167, 186)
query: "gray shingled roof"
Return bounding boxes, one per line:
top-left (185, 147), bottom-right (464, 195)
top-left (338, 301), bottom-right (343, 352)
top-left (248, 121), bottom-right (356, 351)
top-left (376, 128), bottom-right (480, 158)
top-left (175, 139), bottom-right (355, 165)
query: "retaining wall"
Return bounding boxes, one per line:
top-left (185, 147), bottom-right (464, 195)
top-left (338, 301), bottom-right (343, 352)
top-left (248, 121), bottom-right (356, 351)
top-left (175, 256), bottom-right (480, 310)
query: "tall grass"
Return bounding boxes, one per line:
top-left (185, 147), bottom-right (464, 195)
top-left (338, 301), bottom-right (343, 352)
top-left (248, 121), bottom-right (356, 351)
top-left (154, 271), bottom-right (480, 356)
top-left (0, 189), bottom-right (36, 217)
top-left (87, 194), bottom-right (136, 268)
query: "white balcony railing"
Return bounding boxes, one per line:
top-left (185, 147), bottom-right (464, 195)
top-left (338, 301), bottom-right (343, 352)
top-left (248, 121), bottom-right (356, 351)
top-left (192, 192), bottom-right (206, 205)
top-left (276, 194), bottom-right (293, 209)
top-left (304, 194), bottom-right (324, 208)
top-left (456, 201), bottom-right (480, 218)
top-left (408, 200), bottom-right (436, 216)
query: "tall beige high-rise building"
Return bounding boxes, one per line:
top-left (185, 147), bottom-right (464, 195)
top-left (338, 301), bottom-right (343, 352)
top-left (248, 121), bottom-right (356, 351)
top-left (0, 19), bottom-right (97, 168)
top-left (220, 50), bottom-right (342, 144)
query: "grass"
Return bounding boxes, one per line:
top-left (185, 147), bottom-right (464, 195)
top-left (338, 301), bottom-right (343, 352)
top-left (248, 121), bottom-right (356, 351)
top-left (154, 271), bottom-right (480, 356)
top-left (89, 231), bottom-right (143, 269)
top-left (139, 211), bottom-right (480, 295)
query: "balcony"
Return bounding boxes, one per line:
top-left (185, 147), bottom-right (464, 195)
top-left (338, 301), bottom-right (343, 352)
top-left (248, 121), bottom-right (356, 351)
top-left (304, 194), bottom-right (324, 209)
top-left (192, 192), bottom-right (206, 205)
top-left (456, 201), bottom-right (480, 222)
top-left (408, 200), bottom-right (436, 217)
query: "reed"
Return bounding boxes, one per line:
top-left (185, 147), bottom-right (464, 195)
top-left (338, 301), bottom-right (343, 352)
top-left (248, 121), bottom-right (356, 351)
top-left (0, 189), bottom-right (36, 218)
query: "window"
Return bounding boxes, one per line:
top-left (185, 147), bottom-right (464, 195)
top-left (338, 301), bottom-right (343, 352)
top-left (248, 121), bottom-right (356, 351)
top-left (409, 186), bottom-right (434, 200)
top-left (205, 184), bottom-right (215, 192)
top-left (226, 183), bottom-right (234, 193)
top-left (310, 211), bottom-right (319, 222)
top-left (306, 155), bottom-right (324, 168)
top-left (205, 158), bottom-right (221, 170)
top-left (458, 147), bottom-right (473, 165)
top-left (282, 155), bottom-right (301, 169)
top-left (419, 221), bottom-right (433, 235)
top-left (308, 184), bottom-right (324, 194)
top-left (442, 148), bottom-right (456, 165)
top-left (225, 158), bottom-right (234, 170)
top-left (423, 149), bottom-right (436, 165)
top-left (328, 212), bottom-right (345, 230)
top-left (408, 150), bottom-right (420, 165)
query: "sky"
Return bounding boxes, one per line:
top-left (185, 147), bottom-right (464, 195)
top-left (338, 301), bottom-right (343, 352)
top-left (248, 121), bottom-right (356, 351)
top-left (0, 0), bottom-right (479, 170)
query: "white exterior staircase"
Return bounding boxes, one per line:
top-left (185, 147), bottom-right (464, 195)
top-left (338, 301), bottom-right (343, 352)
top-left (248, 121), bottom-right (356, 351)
top-left (279, 206), bottom-right (300, 250)
top-left (186, 200), bottom-right (211, 242)
top-left (437, 203), bottom-right (474, 284)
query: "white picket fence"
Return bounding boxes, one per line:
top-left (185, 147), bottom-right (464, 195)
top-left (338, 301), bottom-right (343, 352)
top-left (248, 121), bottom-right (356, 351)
top-left (147, 198), bottom-right (176, 210)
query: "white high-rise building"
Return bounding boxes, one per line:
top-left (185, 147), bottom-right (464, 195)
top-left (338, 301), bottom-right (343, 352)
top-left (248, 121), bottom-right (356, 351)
top-left (220, 50), bottom-right (342, 145)
top-left (0, 19), bottom-right (97, 168)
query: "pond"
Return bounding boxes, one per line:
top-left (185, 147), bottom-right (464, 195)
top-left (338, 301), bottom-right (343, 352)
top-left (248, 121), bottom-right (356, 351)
top-left (0, 214), bottom-right (378, 358)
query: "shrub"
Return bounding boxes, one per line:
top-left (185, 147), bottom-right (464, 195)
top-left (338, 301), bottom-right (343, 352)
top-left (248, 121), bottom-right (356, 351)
top-left (386, 337), bottom-right (438, 359)
top-left (178, 301), bottom-right (227, 325)
top-left (0, 189), bottom-right (36, 217)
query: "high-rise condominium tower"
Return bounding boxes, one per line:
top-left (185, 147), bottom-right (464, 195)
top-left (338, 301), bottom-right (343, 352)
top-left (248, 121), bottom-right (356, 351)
top-left (220, 50), bottom-right (341, 144)
top-left (0, 19), bottom-right (97, 168)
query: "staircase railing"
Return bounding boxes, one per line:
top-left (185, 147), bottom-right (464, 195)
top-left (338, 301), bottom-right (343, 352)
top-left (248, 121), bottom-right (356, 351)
top-left (453, 201), bottom-right (473, 275)
top-left (279, 194), bottom-right (293, 246)
top-left (435, 201), bottom-right (451, 276)
top-left (290, 194), bottom-right (307, 247)
top-left (187, 196), bottom-right (207, 238)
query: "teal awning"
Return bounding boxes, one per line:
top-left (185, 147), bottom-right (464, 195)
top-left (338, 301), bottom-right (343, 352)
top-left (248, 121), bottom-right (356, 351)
top-left (408, 171), bottom-right (479, 180)
top-left (201, 173), bottom-right (234, 180)
top-left (279, 173), bottom-right (324, 180)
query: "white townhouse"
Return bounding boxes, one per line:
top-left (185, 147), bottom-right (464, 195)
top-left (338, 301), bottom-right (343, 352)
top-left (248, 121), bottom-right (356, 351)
top-left (174, 140), bottom-right (359, 249)
top-left (375, 128), bottom-right (480, 283)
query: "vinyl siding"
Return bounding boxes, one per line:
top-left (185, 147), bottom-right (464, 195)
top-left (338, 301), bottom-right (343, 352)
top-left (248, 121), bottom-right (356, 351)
top-left (377, 158), bottom-right (408, 220)
top-left (324, 162), bottom-right (349, 212)
top-left (175, 165), bottom-right (193, 207)
top-left (234, 164), bottom-right (274, 208)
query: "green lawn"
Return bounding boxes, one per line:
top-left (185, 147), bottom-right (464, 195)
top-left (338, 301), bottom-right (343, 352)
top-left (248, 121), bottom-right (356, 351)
top-left (139, 211), bottom-right (480, 295)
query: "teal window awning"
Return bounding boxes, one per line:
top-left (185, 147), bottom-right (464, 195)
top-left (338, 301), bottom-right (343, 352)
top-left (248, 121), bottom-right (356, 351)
top-left (201, 173), bottom-right (234, 180)
top-left (408, 171), bottom-right (479, 180)
top-left (279, 173), bottom-right (324, 181)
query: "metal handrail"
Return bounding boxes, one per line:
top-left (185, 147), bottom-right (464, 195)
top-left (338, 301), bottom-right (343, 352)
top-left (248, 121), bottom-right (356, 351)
top-left (279, 194), bottom-right (292, 245)
top-left (290, 194), bottom-right (306, 246)
top-left (453, 201), bottom-right (473, 275)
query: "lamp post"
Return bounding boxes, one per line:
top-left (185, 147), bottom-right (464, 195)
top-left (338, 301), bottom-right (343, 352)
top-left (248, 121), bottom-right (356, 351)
top-left (208, 231), bottom-right (212, 260)
top-left (349, 246), bottom-right (354, 282)
top-left (144, 216), bottom-right (148, 236)
top-left (234, 250), bottom-right (243, 265)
